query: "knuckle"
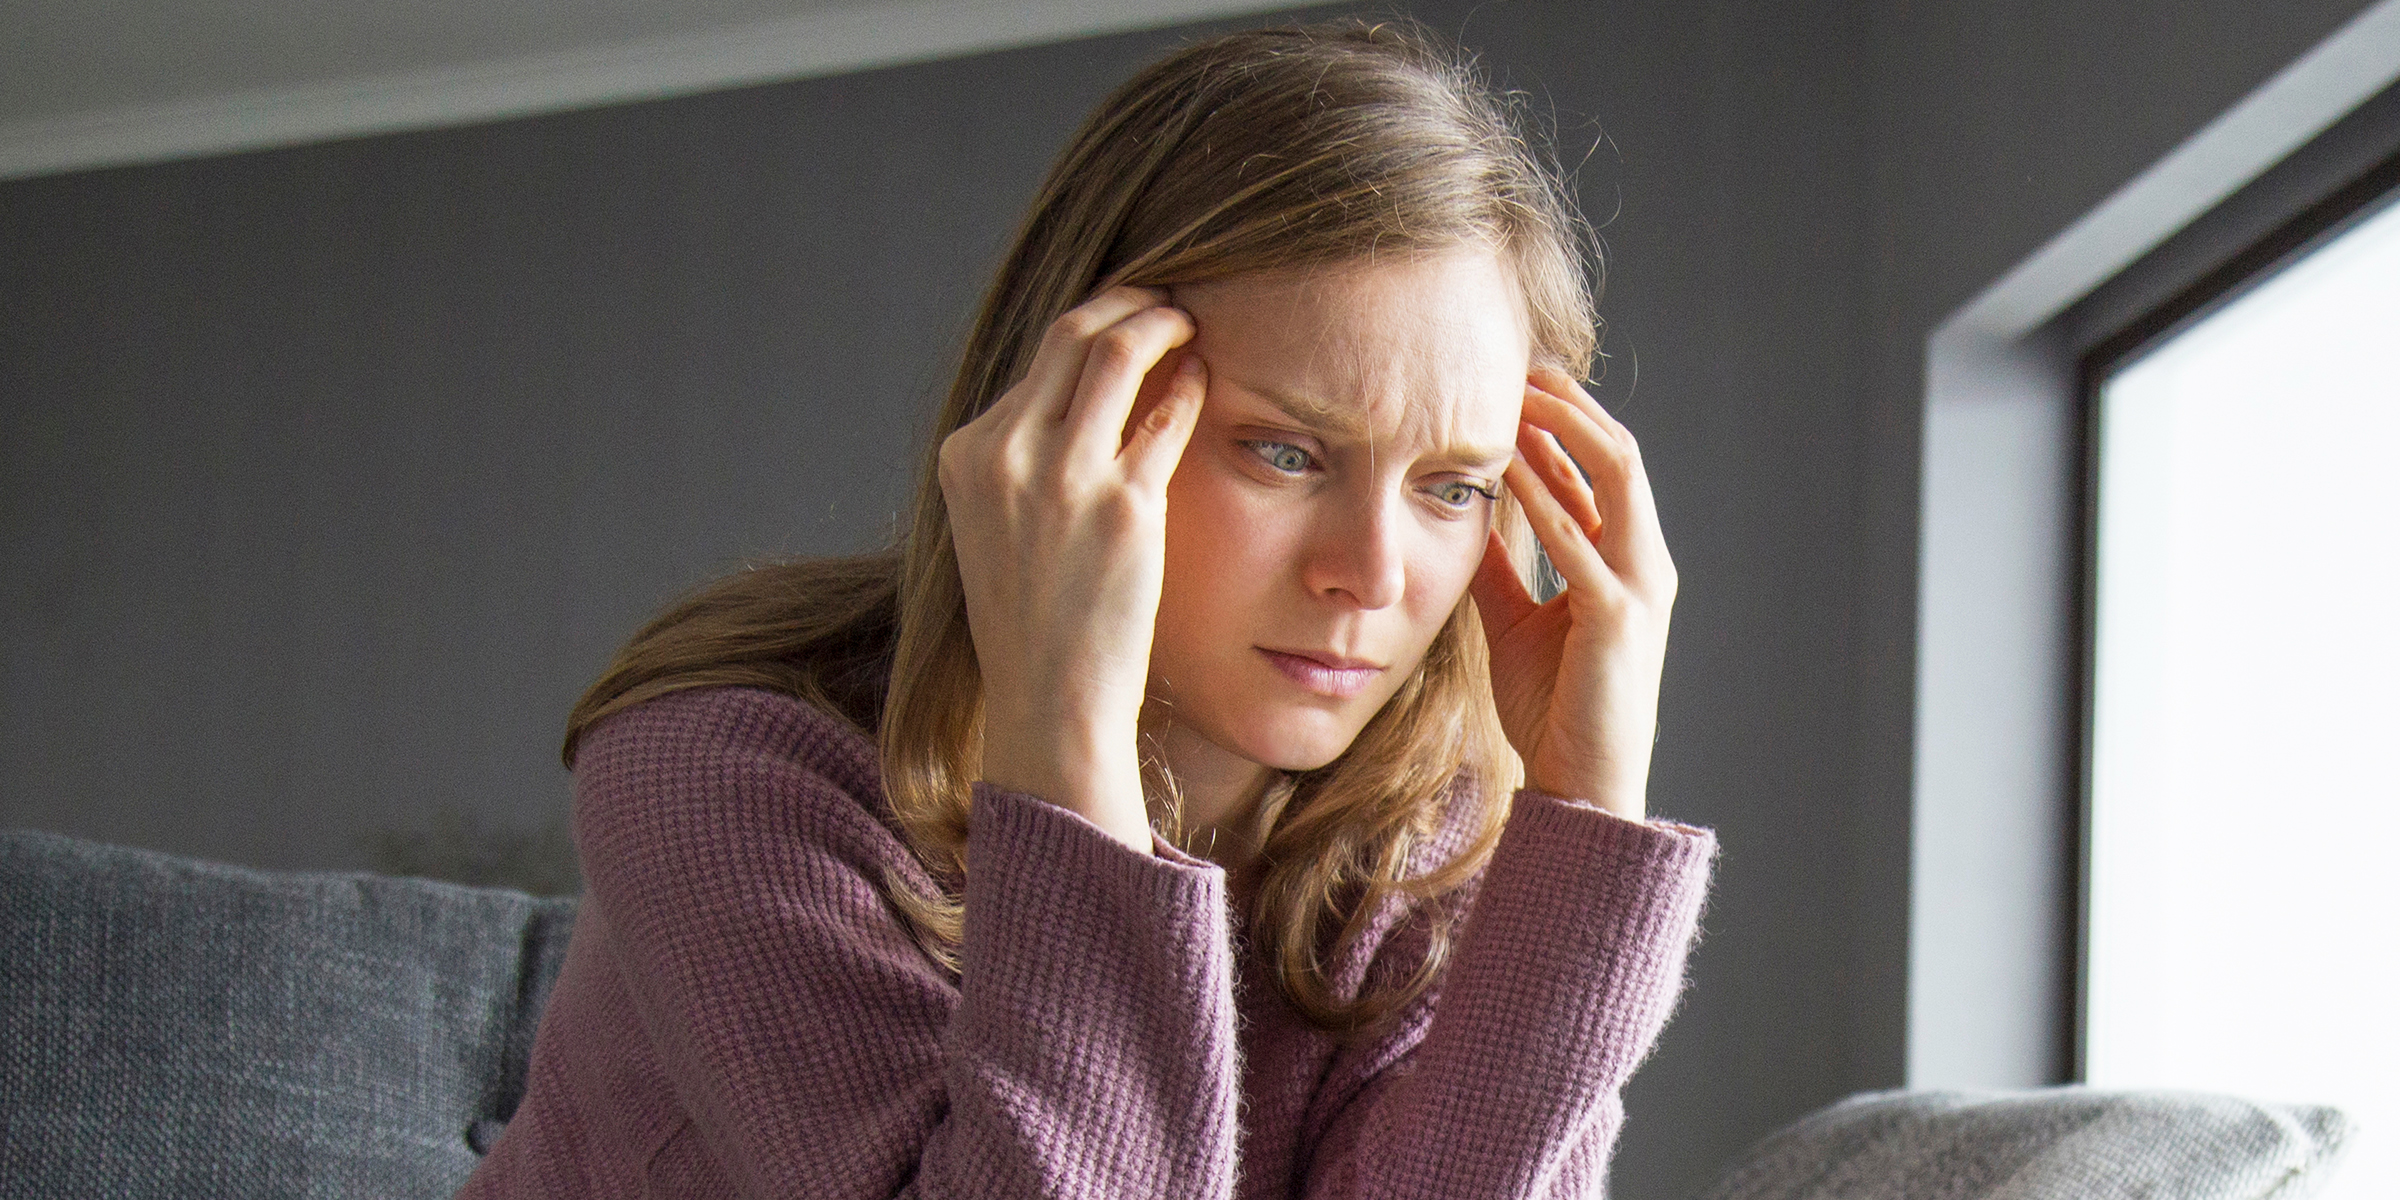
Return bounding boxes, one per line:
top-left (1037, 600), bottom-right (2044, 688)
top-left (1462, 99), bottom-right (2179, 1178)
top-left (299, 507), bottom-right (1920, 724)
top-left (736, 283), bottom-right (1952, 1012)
top-left (1088, 327), bottom-right (1144, 372)
top-left (939, 425), bottom-right (1021, 496)
top-left (1097, 487), bottom-right (1155, 532)
top-left (936, 431), bottom-right (970, 481)
top-left (1051, 307), bottom-right (1110, 345)
top-left (1541, 507), bottom-right (1585, 545)
top-left (1578, 578), bottom-right (1632, 621)
top-left (1604, 582), bottom-right (1647, 620)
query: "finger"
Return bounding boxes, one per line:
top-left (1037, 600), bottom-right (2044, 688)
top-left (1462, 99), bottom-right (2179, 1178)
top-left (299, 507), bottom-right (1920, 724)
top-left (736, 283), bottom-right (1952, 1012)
top-left (1527, 367), bottom-right (1653, 511)
top-left (1520, 386), bottom-right (1671, 581)
top-left (1469, 526), bottom-right (1540, 641)
top-left (1006, 285), bottom-right (1175, 422)
top-left (1530, 363), bottom-right (1633, 452)
top-left (1122, 352), bottom-right (1208, 491)
top-left (1064, 305), bottom-right (1196, 460)
top-left (1503, 450), bottom-right (1622, 603)
top-left (1518, 420), bottom-right (1603, 538)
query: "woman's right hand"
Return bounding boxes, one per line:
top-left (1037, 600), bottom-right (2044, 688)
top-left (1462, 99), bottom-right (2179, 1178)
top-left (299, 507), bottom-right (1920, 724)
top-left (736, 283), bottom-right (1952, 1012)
top-left (938, 285), bottom-right (1210, 855)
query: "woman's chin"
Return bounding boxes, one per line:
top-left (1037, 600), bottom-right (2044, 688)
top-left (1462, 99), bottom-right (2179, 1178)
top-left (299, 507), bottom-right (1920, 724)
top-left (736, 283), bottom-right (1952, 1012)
top-left (1222, 710), bottom-right (1366, 773)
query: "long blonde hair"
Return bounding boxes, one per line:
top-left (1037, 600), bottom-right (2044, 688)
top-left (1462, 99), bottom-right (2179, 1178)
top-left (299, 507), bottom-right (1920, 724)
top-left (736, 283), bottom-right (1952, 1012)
top-left (567, 18), bottom-right (1602, 1033)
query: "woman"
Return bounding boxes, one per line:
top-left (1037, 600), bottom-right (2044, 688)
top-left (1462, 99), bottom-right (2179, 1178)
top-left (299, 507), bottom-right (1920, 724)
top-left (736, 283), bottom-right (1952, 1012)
top-left (462, 19), bottom-right (1715, 1200)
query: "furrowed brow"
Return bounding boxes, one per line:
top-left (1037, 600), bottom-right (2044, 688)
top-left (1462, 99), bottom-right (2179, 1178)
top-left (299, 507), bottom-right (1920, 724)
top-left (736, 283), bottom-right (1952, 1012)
top-left (1250, 383), bottom-right (1514, 469)
top-left (1251, 385), bottom-right (1372, 441)
top-left (1440, 442), bottom-right (1519, 472)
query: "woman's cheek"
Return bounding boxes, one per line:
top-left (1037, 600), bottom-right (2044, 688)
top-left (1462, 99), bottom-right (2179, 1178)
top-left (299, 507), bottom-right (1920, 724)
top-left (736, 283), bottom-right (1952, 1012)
top-left (1405, 512), bottom-right (1487, 618)
top-left (1167, 453), bottom-right (1266, 562)
top-left (1159, 454), bottom-right (1292, 646)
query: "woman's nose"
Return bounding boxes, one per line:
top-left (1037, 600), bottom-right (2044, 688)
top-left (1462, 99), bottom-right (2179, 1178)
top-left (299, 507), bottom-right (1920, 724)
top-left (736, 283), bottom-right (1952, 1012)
top-left (1302, 491), bottom-right (1408, 610)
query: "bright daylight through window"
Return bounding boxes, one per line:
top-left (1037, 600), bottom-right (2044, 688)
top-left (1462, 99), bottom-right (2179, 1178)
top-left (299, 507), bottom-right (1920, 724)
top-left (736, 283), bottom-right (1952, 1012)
top-left (2086, 188), bottom-right (2400, 1198)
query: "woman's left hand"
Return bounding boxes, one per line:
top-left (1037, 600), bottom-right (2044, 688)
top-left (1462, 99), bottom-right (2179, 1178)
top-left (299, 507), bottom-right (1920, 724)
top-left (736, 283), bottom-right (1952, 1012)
top-left (1468, 365), bottom-right (1678, 822)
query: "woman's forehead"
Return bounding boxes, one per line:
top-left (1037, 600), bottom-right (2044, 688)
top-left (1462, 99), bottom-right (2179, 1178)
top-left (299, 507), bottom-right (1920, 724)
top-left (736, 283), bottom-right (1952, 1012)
top-left (1179, 251), bottom-right (1530, 454)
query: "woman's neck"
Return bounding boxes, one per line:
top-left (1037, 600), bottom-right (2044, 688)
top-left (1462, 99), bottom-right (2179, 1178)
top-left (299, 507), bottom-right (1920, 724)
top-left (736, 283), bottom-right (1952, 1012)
top-left (1138, 710), bottom-right (1275, 877)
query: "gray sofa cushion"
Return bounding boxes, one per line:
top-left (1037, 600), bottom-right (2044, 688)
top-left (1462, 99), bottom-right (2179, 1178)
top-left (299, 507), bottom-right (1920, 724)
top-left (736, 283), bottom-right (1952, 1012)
top-left (1697, 1086), bottom-right (2354, 1200)
top-left (0, 829), bottom-right (577, 1200)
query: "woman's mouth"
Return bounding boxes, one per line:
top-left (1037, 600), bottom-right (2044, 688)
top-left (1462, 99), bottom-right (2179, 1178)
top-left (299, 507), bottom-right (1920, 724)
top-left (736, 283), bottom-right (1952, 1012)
top-left (1258, 648), bottom-right (1383, 699)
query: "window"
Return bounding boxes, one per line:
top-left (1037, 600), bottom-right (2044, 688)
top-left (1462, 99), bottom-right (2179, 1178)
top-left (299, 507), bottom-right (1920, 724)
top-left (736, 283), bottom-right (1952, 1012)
top-left (2081, 177), bottom-right (2400, 1195)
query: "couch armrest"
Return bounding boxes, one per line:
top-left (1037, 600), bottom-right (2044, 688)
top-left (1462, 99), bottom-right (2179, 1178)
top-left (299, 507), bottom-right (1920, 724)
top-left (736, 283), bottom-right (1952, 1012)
top-left (1695, 1086), bottom-right (2352, 1200)
top-left (1, 829), bottom-right (577, 1200)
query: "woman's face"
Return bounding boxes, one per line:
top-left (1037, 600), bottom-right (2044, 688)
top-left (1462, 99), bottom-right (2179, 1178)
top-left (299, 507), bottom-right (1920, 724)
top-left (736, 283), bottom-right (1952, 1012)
top-left (1149, 249), bottom-right (1532, 773)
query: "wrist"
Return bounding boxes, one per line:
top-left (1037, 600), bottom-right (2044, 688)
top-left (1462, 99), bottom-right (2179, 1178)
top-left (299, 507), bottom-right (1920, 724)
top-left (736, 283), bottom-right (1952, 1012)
top-left (981, 720), bottom-right (1151, 855)
top-left (1525, 755), bottom-right (1649, 823)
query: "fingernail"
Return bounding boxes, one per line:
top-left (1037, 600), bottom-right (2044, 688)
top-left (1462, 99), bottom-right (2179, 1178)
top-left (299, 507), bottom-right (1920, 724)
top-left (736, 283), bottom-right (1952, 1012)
top-left (1177, 355), bottom-right (1205, 378)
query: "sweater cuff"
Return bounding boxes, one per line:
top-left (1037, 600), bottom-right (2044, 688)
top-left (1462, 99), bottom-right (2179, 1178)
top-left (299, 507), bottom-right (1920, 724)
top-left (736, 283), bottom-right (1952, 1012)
top-left (1514, 786), bottom-right (1718, 855)
top-left (1484, 787), bottom-right (1719, 976)
top-left (967, 782), bottom-right (1224, 907)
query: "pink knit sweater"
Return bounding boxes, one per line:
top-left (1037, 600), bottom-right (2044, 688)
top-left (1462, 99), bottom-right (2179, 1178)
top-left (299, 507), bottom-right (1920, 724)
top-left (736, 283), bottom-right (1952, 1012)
top-left (459, 686), bottom-right (1715, 1199)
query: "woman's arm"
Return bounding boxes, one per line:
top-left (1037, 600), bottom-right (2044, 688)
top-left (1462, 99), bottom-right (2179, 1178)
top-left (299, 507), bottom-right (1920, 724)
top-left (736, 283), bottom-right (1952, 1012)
top-left (1279, 362), bottom-right (1708, 1193)
top-left (1473, 366), bottom-right (1681, 823)
top-left (940, 285), bottom-right (1208, 853)
top-left (572, 688), bottom-right (1243, 1199)
top-left (1301, 790), bottom-right (1715, 1199)
top-left (940, 780), bottom-right (1242, 1196)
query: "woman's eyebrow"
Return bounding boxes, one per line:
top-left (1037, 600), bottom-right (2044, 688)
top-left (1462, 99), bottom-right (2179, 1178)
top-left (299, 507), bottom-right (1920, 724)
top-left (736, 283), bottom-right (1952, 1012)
top-left (1441, 443), bottom-right (1518, 472)
top-left (1244, 381), bottom-right (1513, 469)
top-left (1248, 383), bottom-right (1371, 440)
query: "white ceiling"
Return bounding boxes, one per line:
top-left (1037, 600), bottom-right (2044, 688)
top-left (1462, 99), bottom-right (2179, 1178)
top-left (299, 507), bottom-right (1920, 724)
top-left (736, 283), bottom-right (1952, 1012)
top-left (0, 0), bottom-right (867, 123)
top-left (0, 0), bottom-right (1298, 180)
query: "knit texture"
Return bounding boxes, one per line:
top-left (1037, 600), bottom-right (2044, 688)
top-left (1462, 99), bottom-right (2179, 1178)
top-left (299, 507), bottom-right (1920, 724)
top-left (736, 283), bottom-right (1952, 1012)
top-left (458, 686), bottom-right (1715, 1199)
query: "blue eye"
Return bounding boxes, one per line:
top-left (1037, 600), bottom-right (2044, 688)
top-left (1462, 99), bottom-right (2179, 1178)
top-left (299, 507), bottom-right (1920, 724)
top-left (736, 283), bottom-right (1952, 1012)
top-left (1431, 480), bottom-right (1501, 509)
top-left (1247, 441), bottom-right (1313, 474)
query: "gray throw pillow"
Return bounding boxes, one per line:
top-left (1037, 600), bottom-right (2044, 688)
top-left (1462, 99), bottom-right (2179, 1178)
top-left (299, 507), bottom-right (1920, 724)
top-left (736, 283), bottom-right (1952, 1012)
top-left (1695, 1087), bottom-right (2353, 1200)
top-left (0, 829), bottom-right (577, 1200)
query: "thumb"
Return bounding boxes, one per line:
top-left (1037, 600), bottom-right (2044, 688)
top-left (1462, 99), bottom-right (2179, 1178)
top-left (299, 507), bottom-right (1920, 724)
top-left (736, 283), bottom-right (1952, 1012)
top-left (1469, 527), bottom-right (1538, 649)
top-left (1123, 352), bottom-right (1207, 490)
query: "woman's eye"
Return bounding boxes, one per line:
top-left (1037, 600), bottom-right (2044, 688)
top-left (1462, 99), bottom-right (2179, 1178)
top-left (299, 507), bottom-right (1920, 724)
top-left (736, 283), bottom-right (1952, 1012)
top-left (1246, 441), bottom-right (1314, 474)
top-left (1431, 480), bottom-right (1499, 509)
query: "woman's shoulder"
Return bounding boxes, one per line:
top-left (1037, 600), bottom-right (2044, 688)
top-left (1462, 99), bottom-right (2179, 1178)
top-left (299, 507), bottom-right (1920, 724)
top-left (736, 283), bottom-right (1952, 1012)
top-left (571, 685), bottom-right (902, 848)
top-left (579, 683), bottom-right (868, 772)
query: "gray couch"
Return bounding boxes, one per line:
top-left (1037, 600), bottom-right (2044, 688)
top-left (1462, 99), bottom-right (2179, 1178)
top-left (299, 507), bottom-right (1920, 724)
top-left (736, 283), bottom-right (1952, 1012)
top-left (0, 830), bottom-right (572, 1196)
top-left (0, 829), bottom-right (2355, 1199)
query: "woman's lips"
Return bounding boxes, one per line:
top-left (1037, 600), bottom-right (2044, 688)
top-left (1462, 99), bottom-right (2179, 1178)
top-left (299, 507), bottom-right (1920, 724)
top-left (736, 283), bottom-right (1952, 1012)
top-left (1258, 648), bottom-right (1383, 699)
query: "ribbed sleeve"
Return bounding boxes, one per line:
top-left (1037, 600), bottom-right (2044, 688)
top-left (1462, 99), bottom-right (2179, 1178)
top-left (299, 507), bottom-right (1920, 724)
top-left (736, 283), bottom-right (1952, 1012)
top-left (458, 688), bottom-right (1715, 1200)
top-left (925, 784), bottom-right (1241, 1197)
top-left (1298, 790), bottom-right (1717, 1199)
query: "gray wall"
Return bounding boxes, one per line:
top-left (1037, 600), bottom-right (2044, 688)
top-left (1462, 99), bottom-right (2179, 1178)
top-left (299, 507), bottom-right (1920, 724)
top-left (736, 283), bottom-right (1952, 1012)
top-left (1, 0), bottom-right (2377, 1194)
